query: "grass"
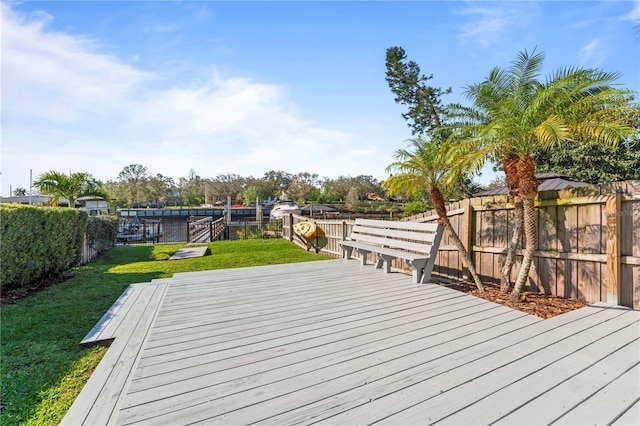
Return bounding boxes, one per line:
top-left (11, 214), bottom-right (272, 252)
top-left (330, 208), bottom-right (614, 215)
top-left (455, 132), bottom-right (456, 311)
top-left (0, 238), bottom-right (330, 425)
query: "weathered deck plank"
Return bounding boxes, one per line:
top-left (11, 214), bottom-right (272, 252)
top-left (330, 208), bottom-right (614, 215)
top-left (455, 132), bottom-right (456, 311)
top-left (61, 282), bottom-right (169, 425)
top-left (64, 259), bottom-right (639, 425)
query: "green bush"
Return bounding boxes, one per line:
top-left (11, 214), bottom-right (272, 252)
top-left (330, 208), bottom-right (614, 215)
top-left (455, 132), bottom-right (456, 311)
top-left (86, 215), bottom-right (119, 253)
top-left (403, 200), bottom-right (429, 217)
top-left (0, 204), bottom-right (88, 292)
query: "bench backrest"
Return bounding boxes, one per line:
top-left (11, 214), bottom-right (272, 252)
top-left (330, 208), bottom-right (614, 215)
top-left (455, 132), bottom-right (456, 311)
top-left (349, 218), bottom-right (443, 256)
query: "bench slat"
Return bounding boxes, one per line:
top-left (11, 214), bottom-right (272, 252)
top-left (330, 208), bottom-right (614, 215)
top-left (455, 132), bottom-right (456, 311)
top-left (348, 233), bottom-right (435, 254)
top-left (355, 218), bottom-right (440, 233)
top-left (339, 241), bottom-right (426, 260)
top-left (351, 225), bottom-right (439, 244)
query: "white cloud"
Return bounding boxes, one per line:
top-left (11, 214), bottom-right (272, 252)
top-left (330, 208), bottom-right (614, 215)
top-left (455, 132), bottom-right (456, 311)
top-left (1, 4), bottom-right (151, 122)
top-left (1, 3), bottom-right (387, 195)
top-left (454, 2), bottom-right (538, 47)
top-left (579, 39), bottom-right (601, 65)
top-left (625, 0), bottom-right (640, 21)
top-left (144, 23), bottom-right (180, 33)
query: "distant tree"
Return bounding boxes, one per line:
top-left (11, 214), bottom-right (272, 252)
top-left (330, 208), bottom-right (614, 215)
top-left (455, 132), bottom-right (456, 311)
top-left (325, 175), bottom-right (384, 202)
top-left (262, 170), bottom-right (293, 198)
top-left (344, 187), bottom-right (359, 211)
top-left (244, 176), bottom-right (276, 201)
top-left (402, 200), bottom-right (428, 216)
top-left (533, 138), bottom-right (640, 184)
top-left (385, 46), bottom-right (451, 136)
top-left (485, 175), bottom-right (508, 190)
top-left (183, 169), bottom-right (204, 206)
top-left (118, 164), bottom-right (149, 205)
top-left (242, 185), bottom-right (261, 206)
top-left (386, 45), bottom-right (482, 203)
top-left (287, 172), bottom-right (320, 202)
top-left (147, 174), bottom-right (174, 206)
top-left (13, 187), bottom-right (27, 196)
top-left (207, 174), bottom-right (245, 203)
top-left (103, 180), bottom-right (129, 208)
top-left (307, 187), bottom-right (322, 202)
top-left (34, 171), bottom-right (109, 208)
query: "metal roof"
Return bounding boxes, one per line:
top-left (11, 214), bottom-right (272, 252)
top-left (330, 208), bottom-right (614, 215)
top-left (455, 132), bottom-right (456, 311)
top-left (475, 174), bottom-right (591, 197)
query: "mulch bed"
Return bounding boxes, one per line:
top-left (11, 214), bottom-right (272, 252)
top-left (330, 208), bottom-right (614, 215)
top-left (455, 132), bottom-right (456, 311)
top-left (441, 280), bottom-right (588, 319)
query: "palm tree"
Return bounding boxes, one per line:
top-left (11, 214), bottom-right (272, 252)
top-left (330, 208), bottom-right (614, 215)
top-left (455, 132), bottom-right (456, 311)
top-left (455, 49), bottom-right (637, 300)
top-left (385, 136), bottom-right (486, 292)
top-left (34, 171), bottom-right (109, 208)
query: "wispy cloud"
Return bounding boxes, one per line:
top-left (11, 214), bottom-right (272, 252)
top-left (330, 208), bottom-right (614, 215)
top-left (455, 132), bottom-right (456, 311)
top-left (624, 0), bottom-right (640, 21)
top-left (1, 3), bottom-right (374, 190)
top-left (454, 1), bottom-right (538, 47)
top-left (2, 4), bottom-right (151, 122)
top-left (144, 23), bottom-right (180, 33)
top-left (579, 39), bottom-right (601, 65)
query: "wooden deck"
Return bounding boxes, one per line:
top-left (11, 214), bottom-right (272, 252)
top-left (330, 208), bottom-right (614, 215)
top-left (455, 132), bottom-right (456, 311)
top-left (63, 259), bottom-right (640, 425)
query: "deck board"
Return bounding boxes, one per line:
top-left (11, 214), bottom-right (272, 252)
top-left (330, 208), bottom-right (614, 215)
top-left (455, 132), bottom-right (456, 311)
top-left (63, 259), bottom-right (639, 425)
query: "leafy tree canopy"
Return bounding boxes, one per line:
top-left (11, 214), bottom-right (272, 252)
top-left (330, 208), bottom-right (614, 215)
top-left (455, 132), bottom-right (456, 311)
top-left (385, 46), bottom-right (451, 136)
top-left (34, 171), bottom-right (108, 207)
top-left (534, 138), bottom-right (640, 184)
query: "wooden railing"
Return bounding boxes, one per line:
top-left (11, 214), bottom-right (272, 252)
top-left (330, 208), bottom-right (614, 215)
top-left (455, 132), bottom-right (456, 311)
top-left (188, 217), bottom-right (226, 243)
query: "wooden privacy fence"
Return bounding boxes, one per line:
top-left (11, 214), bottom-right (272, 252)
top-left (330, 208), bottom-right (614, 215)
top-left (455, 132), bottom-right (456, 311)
top-left (283, 180), bottom-right (640, 309)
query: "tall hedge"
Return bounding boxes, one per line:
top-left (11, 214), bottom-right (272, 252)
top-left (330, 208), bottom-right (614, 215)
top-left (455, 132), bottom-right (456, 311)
top-left (1, 204), bottom-right (88, 291)
top-left (86, 215), bottom-right (119, 253)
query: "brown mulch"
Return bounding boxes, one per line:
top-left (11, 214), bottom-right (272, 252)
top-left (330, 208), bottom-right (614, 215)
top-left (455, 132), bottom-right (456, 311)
top-left (441, 280), bottom-right (588, 319)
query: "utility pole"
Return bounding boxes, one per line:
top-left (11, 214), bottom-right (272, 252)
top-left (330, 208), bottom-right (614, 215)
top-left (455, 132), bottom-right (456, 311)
top-left (29, 169), bottom-right (32, 205)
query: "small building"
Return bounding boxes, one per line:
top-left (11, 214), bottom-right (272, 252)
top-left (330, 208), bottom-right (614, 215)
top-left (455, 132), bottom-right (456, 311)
top-left (77, 196), bottom-right (110, 215)
top-left (0, 195), bottom-right (110, 214)
top-left (0, 195), bottom-right (52, 205)
top-left (475, 172), bottom-right (591, 197)
top-left (300, 203), bottom-right (339, 217)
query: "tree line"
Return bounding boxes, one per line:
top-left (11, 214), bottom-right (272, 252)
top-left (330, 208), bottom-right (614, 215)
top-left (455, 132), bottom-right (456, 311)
top-left (27, 166), bottom-right (392, 209)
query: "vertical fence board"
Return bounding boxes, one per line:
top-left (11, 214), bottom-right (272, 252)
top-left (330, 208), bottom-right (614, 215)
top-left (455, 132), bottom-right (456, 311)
top-left (538, 206), bottom-right (557, 251)
top-left (494, 209), bottom-right (508, 249)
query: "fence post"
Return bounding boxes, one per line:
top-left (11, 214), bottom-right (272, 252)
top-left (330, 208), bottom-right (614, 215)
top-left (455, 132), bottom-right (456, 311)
top-left (209, 221), bottom-right (213, 242)
top-left (605, 192), bottom-right (622, 305)
top-left (288, 214), bottom-right (294, 241)
top-left (460, 202), bottom-right (474, 282)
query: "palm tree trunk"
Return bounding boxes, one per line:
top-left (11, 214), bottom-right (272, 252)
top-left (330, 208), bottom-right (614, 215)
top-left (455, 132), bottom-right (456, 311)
top-left (430, 187), bottom-right (484, 292)
top-left (500, 196), bottom-right (522, 292)
top-left (500, 153), bottom-right (522, 292)
top-left (510, 156), bottom-right (538, 301)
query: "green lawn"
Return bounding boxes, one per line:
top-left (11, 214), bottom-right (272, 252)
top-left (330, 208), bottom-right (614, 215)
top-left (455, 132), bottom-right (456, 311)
top-left (0, 239), bottom-right (331, 426)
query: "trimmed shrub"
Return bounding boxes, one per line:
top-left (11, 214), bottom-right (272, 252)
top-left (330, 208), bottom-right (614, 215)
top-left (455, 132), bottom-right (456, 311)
top-left (86, 215), bottom-right (119, 253)
top-left (1, 204), bottom-right (88, 291)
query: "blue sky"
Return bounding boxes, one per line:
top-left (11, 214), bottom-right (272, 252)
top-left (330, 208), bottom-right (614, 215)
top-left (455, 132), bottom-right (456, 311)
top-left (2, 0), bottom-right (639, 196)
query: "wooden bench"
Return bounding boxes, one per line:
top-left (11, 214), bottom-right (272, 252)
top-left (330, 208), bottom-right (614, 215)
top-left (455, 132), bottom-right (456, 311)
top-left (338, 218), bottom-right (444, 284)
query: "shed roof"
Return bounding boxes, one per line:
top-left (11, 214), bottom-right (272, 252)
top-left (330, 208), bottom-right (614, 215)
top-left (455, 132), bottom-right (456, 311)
top-left (300, 203), bottom-right (338, 213)
top-left (475, 173), bottom-right (591, 197)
